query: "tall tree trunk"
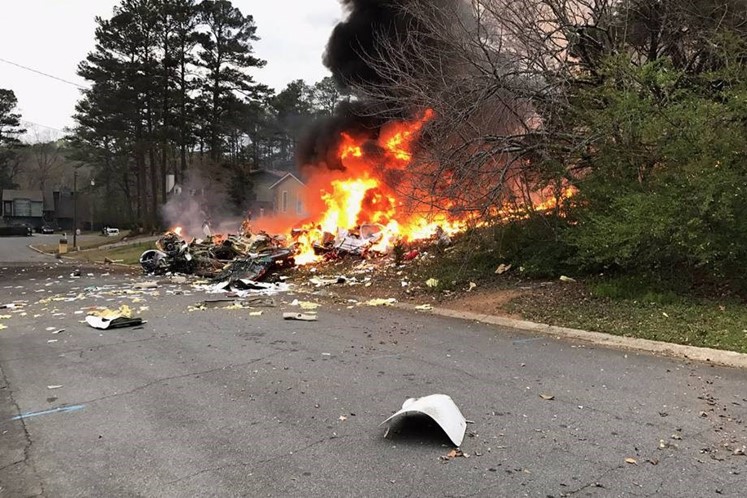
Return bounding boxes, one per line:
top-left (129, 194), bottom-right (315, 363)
top-left (179, 50), bottom-right (188, 181)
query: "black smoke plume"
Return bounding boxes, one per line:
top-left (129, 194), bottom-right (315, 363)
top-left (298, 0), bottom-right (456, 170)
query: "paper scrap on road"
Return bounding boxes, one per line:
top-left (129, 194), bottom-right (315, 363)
top-left (47, 385), bottom-right (63, 390)
top-left (291, 300), bottom-right (321, 310)
top-left (381, 394), bottom-right (467, 447)
top-left (415, 304), bottom-right (433, 311)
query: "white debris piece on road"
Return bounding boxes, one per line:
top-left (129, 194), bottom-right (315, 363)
top-left (381, 394), bottom-right (467, 447)
top-left (133, 281), bottom-right (159, 290)
top-left (196, 280), bottom-right (290, 297)
top-left (283, 312), bottom-right (317, 321)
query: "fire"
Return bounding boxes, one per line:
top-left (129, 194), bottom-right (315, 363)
top-left (280, 109), bottom-right (577, 265)
top-left (162, 110), bottom-right (575, 267)
top-left (287, 110), bottom-right (472, 263)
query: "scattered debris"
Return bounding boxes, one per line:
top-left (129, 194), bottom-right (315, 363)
top-left (291, 300), bottom-right (321, 310)
top-left (426, 278), bottom-right (440, 288)
top-left (283, 313), bottom-right (317, 321)
top-left (47, 385), bottom-right (63, 390)
top-left (440, 448), bottom-right (469, 461)
top-left (365, 298), bottom-right (397, 307)
top-left (467, 282), bottom-right (477, 292)
top-left (85, 315), bottom-right (144, 330)
top-left (133, 281), bottom-right (159, 290)
top-left (495, 264), bottom-right (512, 275)
top-left (415, 304), bottom-right (433, 311)
top-left (559, 275), bottom-right (576, 283)
top-left (539, 394), bottom-right (555, 400)
top-left (381, 394), bottom-right (467, 447)
top-left (85, 305), bottom-right (143, 330)
top-left (624, 457), bottom-right (638, 465)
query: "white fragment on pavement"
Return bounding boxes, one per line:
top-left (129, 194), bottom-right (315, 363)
top-left (283, 313), bottom-right (317, 321)
top-left (47, 385), bottom-right (63, 389)
top-left (381, 394), bottom-right (467, 447)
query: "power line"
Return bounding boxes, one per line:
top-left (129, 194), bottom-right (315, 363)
top-left (0, 56), bottom-right (88, 90)
top-left (21, 120), bottom-right (68, 134)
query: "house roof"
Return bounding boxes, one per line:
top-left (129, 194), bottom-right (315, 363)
top-left (2, 190), bottom-right (43, 203)
top-left (249, 169), bottom-right (289, 180)
top-left (269, 173), bottom-right (305, 190)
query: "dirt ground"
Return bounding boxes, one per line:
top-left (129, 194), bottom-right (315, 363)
top-left (290, 255), bottom-right (534, 320)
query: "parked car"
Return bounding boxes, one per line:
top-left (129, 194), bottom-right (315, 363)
top-left (41, 225), bottom-right (56, 234)
top-left (102, 226), bottom-right (120, 236)
top-left (0, 225), bottom-right (32, 237)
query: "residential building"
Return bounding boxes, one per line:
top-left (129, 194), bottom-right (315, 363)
top-left (1, 190), bottom-right (45, 228)
top-left (269, 173), bottom-right (307, 217)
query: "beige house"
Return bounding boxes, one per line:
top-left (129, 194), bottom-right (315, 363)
top-left (269, 173), bottom-right (306, 217)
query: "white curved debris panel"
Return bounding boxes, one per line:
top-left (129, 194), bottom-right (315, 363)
top-left (381, 394), bottom-right (467, 447)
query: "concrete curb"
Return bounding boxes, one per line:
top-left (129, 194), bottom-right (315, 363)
top-left (27, 244), bottom-right (55, 256)
top-left (393, 302), bottom-right (747, 370)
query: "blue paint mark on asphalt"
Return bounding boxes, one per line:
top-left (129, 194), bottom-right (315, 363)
top-left (512, 337), bottom-right (544, 345)
top-left (11, 404), bottom-right (85, 421)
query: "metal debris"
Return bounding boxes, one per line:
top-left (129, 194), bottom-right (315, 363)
top-left (283, 312), bottom-right (318, 321)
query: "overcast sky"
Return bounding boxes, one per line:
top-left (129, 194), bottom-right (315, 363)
top-left (0, 1), bottom-right (342, 140)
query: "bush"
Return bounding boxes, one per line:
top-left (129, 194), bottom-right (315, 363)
top-left (562, 55), bottom-right (747, 290)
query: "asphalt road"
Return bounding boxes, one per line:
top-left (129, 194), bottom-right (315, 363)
top-left (1, 264), bottom-right (746, 497)
top-left (0, 235), bottom-right (58, 263)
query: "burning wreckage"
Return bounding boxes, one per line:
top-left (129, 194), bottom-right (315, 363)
top-left (138, 222), bottom-right (441, 284)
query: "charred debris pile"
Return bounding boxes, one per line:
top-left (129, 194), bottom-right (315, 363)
top-left (138, 224), bottom-right (452, 284)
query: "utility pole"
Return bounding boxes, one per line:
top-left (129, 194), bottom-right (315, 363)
top-left (90, 178), bottom-right (95, 232)
top-left (73, 170), bottom-right (78, 249)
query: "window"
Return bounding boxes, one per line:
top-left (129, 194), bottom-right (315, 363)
top-left (282, 191), bottom-right (288, 213)
top-left (3, 201), bottom-right (12, 216)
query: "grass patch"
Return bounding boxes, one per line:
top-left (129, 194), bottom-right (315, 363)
top-left (68, 241), bottom-right (154, 266)
top-left (506, 277), bottom-right (747, 353)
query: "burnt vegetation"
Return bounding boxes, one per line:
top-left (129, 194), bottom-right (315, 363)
top-left (332, 0), bottom-right (747, 293)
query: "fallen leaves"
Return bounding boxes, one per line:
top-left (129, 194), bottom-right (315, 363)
top-left (425, 278), bottom-right (439, 288)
